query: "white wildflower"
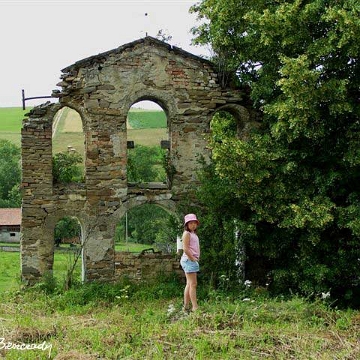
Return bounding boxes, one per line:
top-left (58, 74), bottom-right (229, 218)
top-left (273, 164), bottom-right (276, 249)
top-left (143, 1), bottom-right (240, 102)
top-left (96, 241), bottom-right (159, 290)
top-left (244, 280), bottom-right (252, 288)
top-left (167, 303), bottom-right (176, 316)
top-left (321, 291), bottom-right (330, 300)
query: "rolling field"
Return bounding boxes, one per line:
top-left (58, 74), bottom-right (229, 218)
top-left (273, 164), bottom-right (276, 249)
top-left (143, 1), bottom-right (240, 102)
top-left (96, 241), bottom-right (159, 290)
top-left (0, 107), bottom-right (168, 151)
top-left (0, 107), bottom-right (27, 147)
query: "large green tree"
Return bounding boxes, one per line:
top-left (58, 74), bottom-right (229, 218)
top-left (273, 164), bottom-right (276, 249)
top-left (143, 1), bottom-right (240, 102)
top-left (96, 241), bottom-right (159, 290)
top-left (192, 0), bottom-right (360, 305)
top-left (0, 140), bottom-right (21, 207)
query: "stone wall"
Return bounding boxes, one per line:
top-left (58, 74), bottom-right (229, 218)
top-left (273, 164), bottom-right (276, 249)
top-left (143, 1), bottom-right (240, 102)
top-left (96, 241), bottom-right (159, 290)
top-left (114, 251), bottom-right (183, 282)
top-left (21, 36), bottom-right (252, 284)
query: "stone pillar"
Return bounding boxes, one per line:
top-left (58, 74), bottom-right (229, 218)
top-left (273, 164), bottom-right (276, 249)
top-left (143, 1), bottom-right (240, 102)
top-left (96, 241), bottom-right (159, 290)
top-left (82, 219), bottom-right (115, 281)
top-left (21, 105), bottom-right (54, 283)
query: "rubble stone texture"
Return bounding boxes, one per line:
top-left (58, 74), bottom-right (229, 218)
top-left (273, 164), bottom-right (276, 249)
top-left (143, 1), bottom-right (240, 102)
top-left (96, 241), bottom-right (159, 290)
top-left (21, 37), bottom-right (253, 284)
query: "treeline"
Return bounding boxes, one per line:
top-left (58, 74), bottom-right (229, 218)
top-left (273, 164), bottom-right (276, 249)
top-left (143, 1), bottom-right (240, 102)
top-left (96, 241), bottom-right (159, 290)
top-left (0, 140), bottom-right (21, 207)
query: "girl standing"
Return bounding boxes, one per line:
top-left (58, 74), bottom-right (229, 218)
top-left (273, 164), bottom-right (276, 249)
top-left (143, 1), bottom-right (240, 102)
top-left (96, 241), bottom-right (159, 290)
top-left (180, 213), bottom-right (200, 312)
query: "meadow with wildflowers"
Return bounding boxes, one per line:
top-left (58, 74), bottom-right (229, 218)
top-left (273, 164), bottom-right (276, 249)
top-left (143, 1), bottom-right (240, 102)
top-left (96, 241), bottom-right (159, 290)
top-left (0, 276), bottom-right (359, 359)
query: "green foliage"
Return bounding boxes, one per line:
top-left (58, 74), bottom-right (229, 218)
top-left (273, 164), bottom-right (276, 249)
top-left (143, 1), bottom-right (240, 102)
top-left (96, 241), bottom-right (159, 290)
top-left (52, 151), bottom-right (83, 183)
top-left (127, 145), bottom-right (166, 183)
top-left (54, 217), bottom-right (81, 244)
top-left (192, 0), bottom-right (360, 306)
top-left (196, 161), bottom-right (247, 289)
top-left (0, 140), bottom-right (21, 207)
top-left (120, 205), bottom-right (178, 247)
top-left (153, 213), bottom-right (181, 253)
top-left (31, 271), bottom-right (58, 294)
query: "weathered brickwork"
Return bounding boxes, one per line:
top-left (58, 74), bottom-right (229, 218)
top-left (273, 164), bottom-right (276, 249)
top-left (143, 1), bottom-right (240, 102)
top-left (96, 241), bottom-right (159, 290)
top-left (21, 37), bottom-right (252, 284)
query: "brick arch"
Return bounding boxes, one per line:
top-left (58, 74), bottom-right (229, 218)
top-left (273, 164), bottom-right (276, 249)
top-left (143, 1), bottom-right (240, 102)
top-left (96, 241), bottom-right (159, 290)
top-left (21, 36), bottom-right (253, 284)
top-left (113, 197), bottom-right (177, 222)
top-left (212, 104), bottom-right (259, 140)
top-left (124, 90), bottom-right (177, 121)
top-left (44, 210), bottom-right (86, 235)
top-left (52, 104), bottom-right (86, 130)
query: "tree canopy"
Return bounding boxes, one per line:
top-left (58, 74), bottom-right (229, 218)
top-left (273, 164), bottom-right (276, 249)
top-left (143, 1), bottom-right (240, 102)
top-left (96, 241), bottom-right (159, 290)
top-left (191, 0), bottom-right (360, 306)
top-left (0, 140), bottom-right (21, 208)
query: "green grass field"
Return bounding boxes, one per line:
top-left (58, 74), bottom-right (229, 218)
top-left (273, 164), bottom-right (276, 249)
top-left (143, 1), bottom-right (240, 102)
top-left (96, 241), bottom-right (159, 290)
top-left (0, 242), bottom-right (154, 292)
top-left (0, 107), bottom-right (27, 132)
top-left (0, 273), bottom-right (359, 359)
top-left (127, 108), bottom-right (167, 129)
top-left (0, 107), bottom-right (28, 147)
top-left (0, 251), bottom-right (20, 291)
top-left (0, 250), bottom-right (82, 292)
top-left (0, 107), bottom-right (168, 151)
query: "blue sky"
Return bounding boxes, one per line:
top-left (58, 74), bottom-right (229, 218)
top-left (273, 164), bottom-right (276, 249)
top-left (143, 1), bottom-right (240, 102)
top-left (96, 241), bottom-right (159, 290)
top-left (0, 0), bottom-right (208, 108)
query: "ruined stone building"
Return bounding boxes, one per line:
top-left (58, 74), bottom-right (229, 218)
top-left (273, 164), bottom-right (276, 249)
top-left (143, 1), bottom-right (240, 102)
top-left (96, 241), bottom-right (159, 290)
top-left (21, 37), bottom-right (252, 284)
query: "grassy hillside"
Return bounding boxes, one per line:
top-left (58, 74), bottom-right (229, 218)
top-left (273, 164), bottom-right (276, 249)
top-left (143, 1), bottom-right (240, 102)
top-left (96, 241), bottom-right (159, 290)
top-left (0, 107), bottom-right (167, 151)
top-left (0, 107), bottom-right (27, 147)
top-left (127, 108), bottom-right (167, 129)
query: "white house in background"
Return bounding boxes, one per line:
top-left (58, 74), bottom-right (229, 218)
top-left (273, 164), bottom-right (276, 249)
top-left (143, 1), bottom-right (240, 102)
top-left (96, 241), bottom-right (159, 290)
top-left (0, 208), bottom-right (21, 243)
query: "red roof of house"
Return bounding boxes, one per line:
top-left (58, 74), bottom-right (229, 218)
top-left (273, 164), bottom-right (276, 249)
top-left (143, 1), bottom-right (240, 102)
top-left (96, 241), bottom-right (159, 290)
top-left (0, 208), bottom-right (21, 226)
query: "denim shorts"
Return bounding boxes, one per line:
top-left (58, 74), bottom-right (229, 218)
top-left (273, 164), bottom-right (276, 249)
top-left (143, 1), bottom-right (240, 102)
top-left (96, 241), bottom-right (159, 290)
top-left (180, 258), bottom-right (200, 273)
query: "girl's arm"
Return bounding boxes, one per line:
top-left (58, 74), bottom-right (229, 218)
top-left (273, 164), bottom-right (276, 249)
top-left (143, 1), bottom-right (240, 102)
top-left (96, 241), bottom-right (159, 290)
top-left (182, 232), bottom-right (197, 261)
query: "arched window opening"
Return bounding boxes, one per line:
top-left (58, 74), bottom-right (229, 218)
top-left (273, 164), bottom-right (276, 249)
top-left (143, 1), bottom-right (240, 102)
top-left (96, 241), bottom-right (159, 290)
top-left (210, 110), bottom-right (238, 144)
top-left (52, 107), bottom-right (85, 184)
top-left (53, 216), bottom-right (83, 285)
top-left (114, 204), bottom-right (179, 254)
top-left (126, 100), bottom-right (170, 188)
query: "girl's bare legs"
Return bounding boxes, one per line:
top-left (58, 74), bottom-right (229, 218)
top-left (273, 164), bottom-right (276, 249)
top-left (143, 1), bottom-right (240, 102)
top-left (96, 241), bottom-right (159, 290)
top-left (184, 272), bottom-right (198, 311)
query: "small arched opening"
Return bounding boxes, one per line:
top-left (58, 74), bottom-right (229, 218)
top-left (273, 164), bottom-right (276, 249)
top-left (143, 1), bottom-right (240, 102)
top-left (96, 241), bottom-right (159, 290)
top-left (210, 109), bottom-right (239, 144)
top-left (53, 216), bottom-right (84, 285)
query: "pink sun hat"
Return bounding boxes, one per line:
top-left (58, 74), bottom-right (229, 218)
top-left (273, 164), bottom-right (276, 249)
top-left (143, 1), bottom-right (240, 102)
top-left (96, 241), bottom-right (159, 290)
top-left (184, 213), bottom-right (200, 226)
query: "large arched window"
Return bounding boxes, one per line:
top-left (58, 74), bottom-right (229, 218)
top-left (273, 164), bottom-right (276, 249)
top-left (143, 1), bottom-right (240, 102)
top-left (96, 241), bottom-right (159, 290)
top-left (52, 107), bottom-right (85, 183)
top-left (126, 100), bottom-right (171, 188)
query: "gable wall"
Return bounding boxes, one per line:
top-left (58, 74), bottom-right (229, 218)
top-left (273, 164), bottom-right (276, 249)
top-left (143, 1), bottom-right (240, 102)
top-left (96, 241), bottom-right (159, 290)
top-left (21, 38), bottom-right (248, 284)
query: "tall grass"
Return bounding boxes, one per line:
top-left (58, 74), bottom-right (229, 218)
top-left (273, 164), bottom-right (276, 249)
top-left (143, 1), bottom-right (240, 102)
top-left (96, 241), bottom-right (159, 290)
top-left (0, 277), bottom-right (359, 359)
top-left (0, 251), bottom-right (20, 292)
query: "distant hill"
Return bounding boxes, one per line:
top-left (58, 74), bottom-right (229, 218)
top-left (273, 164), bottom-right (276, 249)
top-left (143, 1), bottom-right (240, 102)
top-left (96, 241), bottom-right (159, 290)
top-left (0, 107), bottom-right (168, 151)
top-left (0, 107), bottom-right (27, 147)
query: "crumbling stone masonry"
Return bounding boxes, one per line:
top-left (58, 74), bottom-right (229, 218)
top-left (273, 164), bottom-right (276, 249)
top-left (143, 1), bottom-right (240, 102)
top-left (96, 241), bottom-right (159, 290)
top-left (115, 251), bottom-right (183, 282)
top-left (21, 36), bottom-right (253, 284)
